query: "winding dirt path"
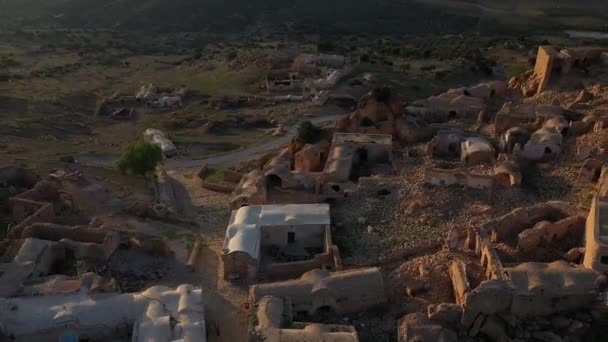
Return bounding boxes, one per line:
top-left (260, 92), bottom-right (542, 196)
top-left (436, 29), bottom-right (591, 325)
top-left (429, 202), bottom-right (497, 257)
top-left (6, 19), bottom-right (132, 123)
top-left (79, 113), bottom-right (346, 170)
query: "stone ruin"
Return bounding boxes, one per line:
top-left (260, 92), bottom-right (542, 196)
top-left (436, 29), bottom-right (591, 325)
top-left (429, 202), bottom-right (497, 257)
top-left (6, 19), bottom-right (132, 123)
top-left (221, 204), bottom-right (341, 281)
top-left (0, 283), bottom-right (206, 342)
top-left (424, 63), bottom-right (608, 192)
top-left (0, 222), bottom-right (120, 297)
top-left (406, 81), bottom-right (507, 124)
top-left (96, 83), bottom-right (187, 118)
top-left (230, 132), bottom-right (394, 208)
top-left (583, 171), bottom-right (608, 273)
top-left (249, 267), bottom-right (386, 341)
top-left (265, 53), bottom-right (357, 102)
top-left (336, 87), bottom-right (433, 144)
top-left (0, 167), bottom-right (175, 324)
top-left (399, 200), bottom-right (607, 342)
top-left (512, 46), bottom-right (608, 97)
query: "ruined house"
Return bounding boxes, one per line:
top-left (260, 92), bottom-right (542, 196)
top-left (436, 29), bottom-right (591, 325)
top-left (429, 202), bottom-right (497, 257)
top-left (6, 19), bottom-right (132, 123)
top-left (251, 296), bottom-right (360, 342)
top-left (494, 102), bottom-right (563, 135)
top-left (460, 202), bottom-right (601, 315)
top-left (135, 83), bottom-right (187, 103)
top-left (266, 54), bottom-right (355, 95)
top-left (492, 159), bottom-right (524, 188)
top-left (498, 127), bottom-right (530, 154)
top-left (0, 223), bottom-right (120, 297)
top-left (416, 200), bottom-right (608, 342)
top-left (505, 261), bottom-right (604, 316)
top-left (520, 127), bottom-right (563, 162)
top-left (0, 284), bottom-right (205, 342)
top-left (424, 168), bottom-right (495, 190)
top-left (335, 87), bottom-right (431, 143)
top-left (424, 156), bottom-right (522, 190)
top-left (230, 132), bottom-right (393, 208)
top-left (427, 129), bottom-right (464, 158)
top-left (143, 128), bottom-right (177, 157)
top-left (461, 137), bottom-right (495, 165)
top-left (405, 81), bottom-right (506, 124)
top-left (221, 204), bottom-right (340, 281)
top-left (518, 46), bottom-right (608, 96)
top-left (8, 179), bottom-right (60, 238)
top-left (407, 94), bottom-right (485, 123)
top-left (266, 70), bottom-right (305, 92)
top-left (293, 140), bottom-right (330, 172)
top-left (321, 133), bottom-right (393, 183)
top-left (17, 271), bottom-right (116, 297)
top-left (478, 201), bottom-right (586, 259)
top-left (249, 267), bottom-right (386, 316)
top-left (230, 145), bottom-right (321, 208)
top-left (583, 174), bottom-right (608, 272)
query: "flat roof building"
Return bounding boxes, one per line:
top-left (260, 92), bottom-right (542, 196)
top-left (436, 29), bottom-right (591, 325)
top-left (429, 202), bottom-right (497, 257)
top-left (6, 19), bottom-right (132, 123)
top-left (222, 204), bottom-right (340, 281)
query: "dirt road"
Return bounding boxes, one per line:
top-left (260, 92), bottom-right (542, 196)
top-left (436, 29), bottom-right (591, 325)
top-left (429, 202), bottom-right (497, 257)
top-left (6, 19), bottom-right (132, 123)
top-left (79, 113), bottom-right (346, 170)
top-left (168, 112), bottom-right (346, 169)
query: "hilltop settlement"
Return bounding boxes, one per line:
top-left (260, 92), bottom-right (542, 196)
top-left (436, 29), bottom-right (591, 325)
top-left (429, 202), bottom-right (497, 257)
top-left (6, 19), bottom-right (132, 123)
top-left (3, 45), bottom-right (608, 342)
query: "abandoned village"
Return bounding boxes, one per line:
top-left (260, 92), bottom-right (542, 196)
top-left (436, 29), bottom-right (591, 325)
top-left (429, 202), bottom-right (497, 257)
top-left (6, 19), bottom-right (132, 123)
top-left (3, 28), bottom-right (608, 342)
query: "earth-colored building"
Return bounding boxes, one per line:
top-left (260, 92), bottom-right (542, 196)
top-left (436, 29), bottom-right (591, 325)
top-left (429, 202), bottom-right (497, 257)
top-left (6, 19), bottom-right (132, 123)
top-left (222, 204), bottom-right (341, 281)
top-left (0, 284), bottom-right (205, 342)
top-left (249, 267), bottom-right (386, 315)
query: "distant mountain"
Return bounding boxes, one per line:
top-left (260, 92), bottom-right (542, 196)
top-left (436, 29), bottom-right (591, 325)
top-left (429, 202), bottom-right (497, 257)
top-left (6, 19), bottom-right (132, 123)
top-left (1, 0), bottom-right (606, 34)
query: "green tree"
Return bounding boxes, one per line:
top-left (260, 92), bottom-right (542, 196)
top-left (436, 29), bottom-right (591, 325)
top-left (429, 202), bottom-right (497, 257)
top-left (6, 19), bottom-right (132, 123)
top-left (116, 141), bottom-right (163, 177)
top-left (297, 121), bottom-right (322, 144)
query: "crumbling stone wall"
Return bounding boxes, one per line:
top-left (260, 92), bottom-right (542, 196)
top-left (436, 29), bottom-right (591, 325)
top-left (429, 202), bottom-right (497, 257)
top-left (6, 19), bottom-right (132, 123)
top-left (20, 223), bottom-right (120, 261)
top-left (8, 180), bottom-right (62, 238)
top-left (448, 260), bottom-right (470, 305)
top-left (222, 251), bottom-right (258, 281)
top-left (517, 216), bottom-right (585, 253)
top-left (533, 46), bottom-right (556, 95)
top-left (263, 245), bottom-right (341, 279)
top-left (481, 201), bottom-right (584, 243)
top-left (424, 168), bottom-right (495, 190)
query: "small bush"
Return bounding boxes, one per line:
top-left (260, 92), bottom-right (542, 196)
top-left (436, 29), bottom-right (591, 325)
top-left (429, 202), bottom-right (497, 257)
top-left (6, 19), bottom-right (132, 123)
top-left (116, 141), bottom-right (163, 177)
top-left (297, 121), bottom-right (322, 144)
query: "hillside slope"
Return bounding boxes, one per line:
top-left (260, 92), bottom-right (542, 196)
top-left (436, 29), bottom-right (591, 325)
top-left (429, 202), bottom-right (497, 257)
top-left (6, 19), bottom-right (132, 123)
top-left (0, 0), bottom-right (606, 34)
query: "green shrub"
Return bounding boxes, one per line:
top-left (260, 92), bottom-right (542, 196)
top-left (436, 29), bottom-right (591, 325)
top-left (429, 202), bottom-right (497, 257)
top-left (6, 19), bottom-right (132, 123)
top-left (297, 121), bottom-right (322, 144)
top-left (116, 141), bottom-right (163, 177)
